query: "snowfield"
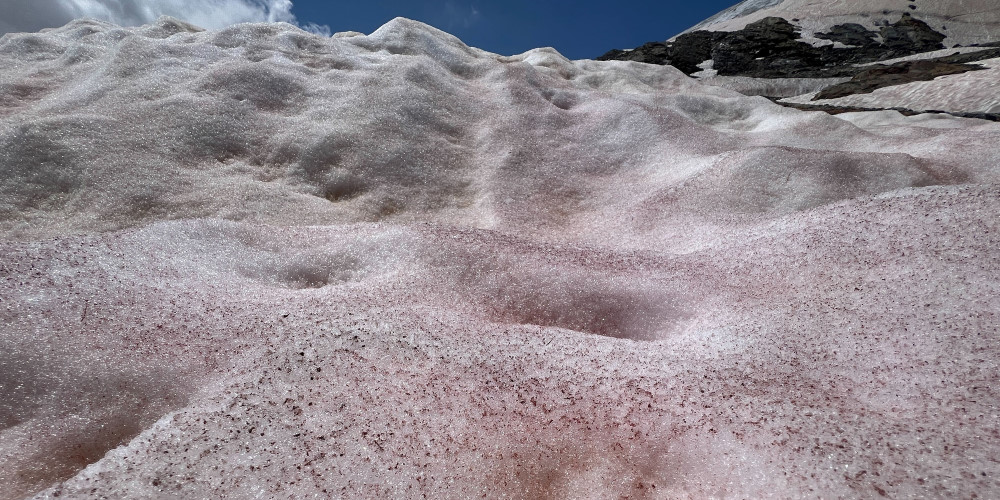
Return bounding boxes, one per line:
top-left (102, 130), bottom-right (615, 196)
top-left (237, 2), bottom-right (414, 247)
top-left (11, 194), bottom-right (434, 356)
top-left (0, 16), bottom-right (998, 499)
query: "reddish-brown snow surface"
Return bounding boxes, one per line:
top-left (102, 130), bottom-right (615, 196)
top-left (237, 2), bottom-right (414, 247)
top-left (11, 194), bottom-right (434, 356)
top-left (1, 17), bottom-right (998, 499)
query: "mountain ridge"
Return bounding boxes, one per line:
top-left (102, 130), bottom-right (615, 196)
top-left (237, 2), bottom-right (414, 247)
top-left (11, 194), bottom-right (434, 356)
top-left (683, 0), bottom-right (1000, 46)
top-left (598, 2), bottom-right (1000, 117)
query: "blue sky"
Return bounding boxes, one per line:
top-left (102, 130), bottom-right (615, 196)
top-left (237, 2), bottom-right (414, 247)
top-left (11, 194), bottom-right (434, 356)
top-left (0, 0), bottom-right (741, 60)
top-left (292, 0), bottom-right (739, 59)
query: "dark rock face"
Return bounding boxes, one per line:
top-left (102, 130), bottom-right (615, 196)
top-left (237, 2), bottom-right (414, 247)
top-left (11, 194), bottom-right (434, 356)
top-left (880, 13), bottom-right (946, 55)
top-left (711, 17), bottom-right (827, 77)
top-left (815, 23), bottom-right (877, 47)
top-left (815, 60), bottom-right (981, 99)
top-left (597, 14), bottom-right (951, 79)
top-left (595, 11), bottom-right (1000, 110)
top-left (596, 31), bottom-right (724, 75)
top-left (596, 42), bottom-right (670, 66)
top-left (812, 47), bottom-right (1000, 100)
top-left (771, 98), bottom-right (1000, 122)
top-left (665, 31), bottom-right (727, 74)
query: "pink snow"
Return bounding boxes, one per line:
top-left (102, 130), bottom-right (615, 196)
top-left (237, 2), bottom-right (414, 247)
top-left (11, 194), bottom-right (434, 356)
top-left (0, 16), bottom-right (998, 499)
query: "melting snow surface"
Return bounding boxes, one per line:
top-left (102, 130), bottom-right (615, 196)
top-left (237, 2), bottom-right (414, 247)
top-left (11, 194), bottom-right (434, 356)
top-left (1, 16), bottom-right (999, 499)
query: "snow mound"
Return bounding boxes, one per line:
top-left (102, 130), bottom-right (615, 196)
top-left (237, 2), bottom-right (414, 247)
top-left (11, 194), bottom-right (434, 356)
top-left (1, 16), bottom-right (999, 500)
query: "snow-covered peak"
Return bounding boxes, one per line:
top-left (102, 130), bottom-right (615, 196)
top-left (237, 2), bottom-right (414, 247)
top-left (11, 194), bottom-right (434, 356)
top-left (688, 0), bottom-right (785, 32)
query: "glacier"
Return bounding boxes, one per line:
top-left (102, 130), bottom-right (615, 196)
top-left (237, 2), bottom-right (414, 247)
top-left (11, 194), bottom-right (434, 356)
top-left (0, 15), bottom-right (998, 499)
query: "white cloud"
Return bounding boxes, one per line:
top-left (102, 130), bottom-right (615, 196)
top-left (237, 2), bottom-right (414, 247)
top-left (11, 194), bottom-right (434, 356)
top-left (441, 1), bottom-right (482, 29)
top-left (0, 0), bottom-right (330, 35)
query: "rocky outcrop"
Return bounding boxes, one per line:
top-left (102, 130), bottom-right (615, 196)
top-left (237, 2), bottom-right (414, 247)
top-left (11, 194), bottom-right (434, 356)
top-left (596, 31), bottom-right (724, 74)
top-left (594, 12), bottom-right (998, 110)
top-left (880, 13), bottom-right (947, 55)
top-left (596, 42), bottom-right (669, 66)
top-left (598, 13), bottom-right (950, 79)
top-left (663, 31), bottom-right (727, 74)
top-left (709, 17), bottom-right (831, 78)
top-left (813, 59), bottom-right (984, 100)
top-left (770, 98), bottom-right (1000, 122)
top-left (814, 23), bottom-right (877, 47)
